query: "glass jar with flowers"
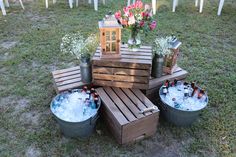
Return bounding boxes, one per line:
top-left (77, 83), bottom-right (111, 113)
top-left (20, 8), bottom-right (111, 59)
top-left (115, 0), bottom-right (157, 51)
top-left (60, 32), bottom-right (99, 83)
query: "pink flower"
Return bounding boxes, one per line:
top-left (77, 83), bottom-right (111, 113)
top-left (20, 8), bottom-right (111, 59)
top-left (135, 0), bottom-right (143, 9)
top-left (149, 21), bottom-right (157, 30)
top-left (140, 20), bottom-right (145, 27)
top-left (115, 10), bottom-right (121, 19)
top-left (129, 12), bottom-right (133, 17)
top-left (123, 7), bottom-right (129, 15)
top-left (128, 15), bottom-right (136, 25)
top-left (141, 11), bottom-right (148, 17)
top-left (121, 19), bottom-right (128, 26)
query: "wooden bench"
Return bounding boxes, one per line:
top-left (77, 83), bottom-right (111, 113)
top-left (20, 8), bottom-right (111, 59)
top-left (96, 87), bottom-right (159, 144)
top-left (52, 66), bottom-right (89, 94)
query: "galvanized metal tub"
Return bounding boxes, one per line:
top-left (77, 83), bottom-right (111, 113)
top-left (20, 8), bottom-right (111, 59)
top-left (50, 91), bottom-right (101, 138)
top-left (159, 86), bottom-right (208, 126)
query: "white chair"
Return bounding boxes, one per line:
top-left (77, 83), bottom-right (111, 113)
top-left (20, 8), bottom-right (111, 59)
top-left (1, 0), bottom-right (24, 16)
top-left (0, 0), bottom-right (6, 15)
top-left (217, 0), bottom-right (224, 16)
top-left (46, 0), bottom-right (104, 10)
top-left (127, 0), bottom-right (157, 15)
top-left (172, 0), bottom-right (203, 12)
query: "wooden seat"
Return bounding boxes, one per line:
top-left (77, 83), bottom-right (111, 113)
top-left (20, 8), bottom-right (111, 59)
top-left (52, 66), bottom-right (88, 93)
top-left (96, 87), bottom-right (159, 144)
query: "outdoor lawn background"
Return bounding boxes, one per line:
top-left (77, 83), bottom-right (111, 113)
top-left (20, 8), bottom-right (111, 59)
top-left (0, 0), bottom-right (235, 156)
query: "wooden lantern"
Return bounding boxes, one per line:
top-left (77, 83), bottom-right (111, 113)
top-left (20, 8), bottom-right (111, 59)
top-left (98, 13), bottom-right (122, 59)
top-left (163, 39), bottom-right (182, 74)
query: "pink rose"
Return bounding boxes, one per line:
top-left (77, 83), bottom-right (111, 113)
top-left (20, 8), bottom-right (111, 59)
top-left (149, 21), bottom-right (157, 30)
top-left (135, 0), bottom-right (143, 9)
top-left (140, 20), bottom-right (145, 27)
top-left (115, 10), bottom-right (121, 19)
top-left (123, 7), bottom-right (129, 15)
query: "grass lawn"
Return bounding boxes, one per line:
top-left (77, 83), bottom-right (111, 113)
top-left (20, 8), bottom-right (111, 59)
top-left (0, 0), bottom-right (236, 156)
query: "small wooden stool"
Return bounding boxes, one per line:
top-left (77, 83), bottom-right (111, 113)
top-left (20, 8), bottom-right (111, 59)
top-left (96, 87), bottom-right (159, 144)
top-left (52, 66), bottom-right (88, 94)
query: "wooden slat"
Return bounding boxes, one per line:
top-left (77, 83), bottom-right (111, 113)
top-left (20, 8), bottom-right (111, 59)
top-left (121, 88), bottom-right (152, 116)
top-left (93, 74), bottom-right (148, 84)
top-left (56, 77), bottom-right (81, 86)
top-left (112, 87), bottom-right (144, 119)
top-left (57, 82), bottom-right (85, 92)
top-left (93, 67), bottom-right (149, 76)
top-left (149, 69), bottom-right (188, 89)
top-left (131, 88), bottom-right (159, 111)
top-left (92, 57), bottom-right (152, 65)
top-left (54, 74), bottom-right (81, 83)
top-left (92, 60), bottom-right (150, 70)
top-left (96, 88), bottom-right (129, 125)
top-left (93, 80), bottom-right (148, 90)
top-left (94, 52), bottom-right (152, 60)
top-left (53, 70), bottom-right (80, 79)
top-left (52, 66), bottom-right (80, 75)
top-left (103, 87), bottom-right (137, 122)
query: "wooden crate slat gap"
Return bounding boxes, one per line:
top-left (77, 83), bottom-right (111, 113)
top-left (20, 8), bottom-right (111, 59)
top-left (56, 77), bottom-right (82, 86)
top-left (57, 82), bottom-right (85, 92)
top-left (96, 88), bottom-right (129, 125)
top-left (92, 67), bottom-right (149, 76)
top-left (93, 80), bottom-right (148, 89)
top-left (112, 87), bottom-right (144, 119)
top-left (52, 66), bottom-right (80, 75)
top-left (93, 74), bottom-right (148, 84)
top-left (92, 57), bottom-right (152, 65)
top-left (121, 88), bottom-right (152, 116)
top-left (94, 53), bottom-right (152, 60)
top-left (54, 74), bottom-right (81, 83)
top-left (53, 70), bottom-right (81, 79)
top-left (103, 87), bottom-right (137, 122)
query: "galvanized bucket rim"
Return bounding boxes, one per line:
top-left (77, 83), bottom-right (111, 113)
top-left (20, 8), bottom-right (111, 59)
top-left (159, 86), bottom-right (208, 112)
top-left (50, 89), bottom-right (101, 123)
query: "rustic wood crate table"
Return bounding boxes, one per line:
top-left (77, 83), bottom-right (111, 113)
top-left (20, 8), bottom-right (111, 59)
top-left (92, 45), bottom-right (153, 90)
top-left (96, 87), bottom-right (160, 144)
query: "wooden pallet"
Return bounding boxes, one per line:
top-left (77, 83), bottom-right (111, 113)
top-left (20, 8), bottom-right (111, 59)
top-left (92, 45), bottom-right (152, 90)
top-left (144, 67), bottom-right (188, 99)
top-left (52, 66), bottom-right (88, 94)
top-left (96, 87), bottom-right (159, 144)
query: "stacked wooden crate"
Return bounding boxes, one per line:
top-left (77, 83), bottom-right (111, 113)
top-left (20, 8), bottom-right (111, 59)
top-left (92, 45), bottom-right (152, 90)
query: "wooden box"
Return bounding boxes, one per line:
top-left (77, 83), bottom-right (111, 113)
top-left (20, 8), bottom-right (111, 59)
top-left (92, 45), bottom-right (152, 90)
top-left (96, 87), bottom-right (159, 144)
top-left (52, 66), bottom-right (89, 93)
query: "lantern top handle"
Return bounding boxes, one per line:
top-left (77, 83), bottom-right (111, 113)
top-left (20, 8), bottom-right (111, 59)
top-left (98, 12), bottom-right (122, 29)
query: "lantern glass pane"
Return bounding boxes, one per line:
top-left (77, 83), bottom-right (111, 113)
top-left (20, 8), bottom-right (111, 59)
top-left (106, 31), bottom-right (110, 41)
top-left (106, 43), bottom-right (110, 52)
top-left (112, 42), bottom-right (116, 52)
top-left (112, 31), bottom-right (116, 41)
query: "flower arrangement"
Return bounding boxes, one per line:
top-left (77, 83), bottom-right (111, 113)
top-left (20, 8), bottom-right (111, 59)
top-left (114, 0), bottom-right (157, 36)
top-left (152, 36), bottom-right (173, 57)
top-left (60, 32), bottom-right (99, 61)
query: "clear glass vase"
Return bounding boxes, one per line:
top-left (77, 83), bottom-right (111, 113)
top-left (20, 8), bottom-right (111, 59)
top-left (127, 30), bottom-right (141, 51)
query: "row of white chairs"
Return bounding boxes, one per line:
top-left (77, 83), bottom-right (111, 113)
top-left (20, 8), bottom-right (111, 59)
top-left (0, 0), bottom-right (226, 16)
top-left (172, 0), bottom-right (225, 16)
top-left (127, 0), bottom-right (225, 16)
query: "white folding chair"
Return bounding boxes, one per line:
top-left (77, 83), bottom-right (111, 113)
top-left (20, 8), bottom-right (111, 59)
top-left (172, 0), bottom-right (203, 13)
top-left (1, 0), bottom-right (24, 16)
top-left (0, 0), bottom-right (6, 15)
top-left (217, 0), bottom-right (224, 16)
top-left (127, 0), bottom-right (157, 15)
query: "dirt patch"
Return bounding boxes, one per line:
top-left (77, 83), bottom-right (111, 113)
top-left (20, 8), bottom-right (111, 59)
top-left (20, 111), bottom-right (41, 126)
top-left (0, 41), bottom-right (18, 49)
top-left (25, 146), bottom-right (41, 157)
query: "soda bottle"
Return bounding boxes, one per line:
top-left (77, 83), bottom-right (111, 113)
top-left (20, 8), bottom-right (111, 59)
top-left (191, 81), bottom-right (195, 89)
top-left (164, 80), bottom-right (170, 89)
top-left (94, 97), bottom-right (99, 108)
top-left (191, 87), bottom-right (198, 97)
top-left (174, 79), bottom-right (177, 86)
top-left (184, 86), bottom-right (189, 98)
top-left (162, 86), bottom-right (168, 96)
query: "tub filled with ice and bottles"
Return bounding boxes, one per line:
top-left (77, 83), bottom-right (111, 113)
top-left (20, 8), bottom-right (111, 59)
top-left (50, 86), bottom-right (101, 138)
top-left (159, 80), bottom-right (208, 126)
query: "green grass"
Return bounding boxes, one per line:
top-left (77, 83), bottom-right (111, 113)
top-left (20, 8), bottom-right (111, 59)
top-left (0, 0), bottom-right (236, 156)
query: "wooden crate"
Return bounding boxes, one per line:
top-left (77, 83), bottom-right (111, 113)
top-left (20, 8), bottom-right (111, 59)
top-left (96, 87), bottom-right (159, 144)
top-left (144, 67), bottom-right (188, 100)
top-left (52, 66), bottom-right (88, 93)
top-left (92, 45), bottom-right (152, 90)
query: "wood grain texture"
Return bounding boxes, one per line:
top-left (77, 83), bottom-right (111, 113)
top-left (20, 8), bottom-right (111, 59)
top-left (97, 87), bottom-right (159, 144)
